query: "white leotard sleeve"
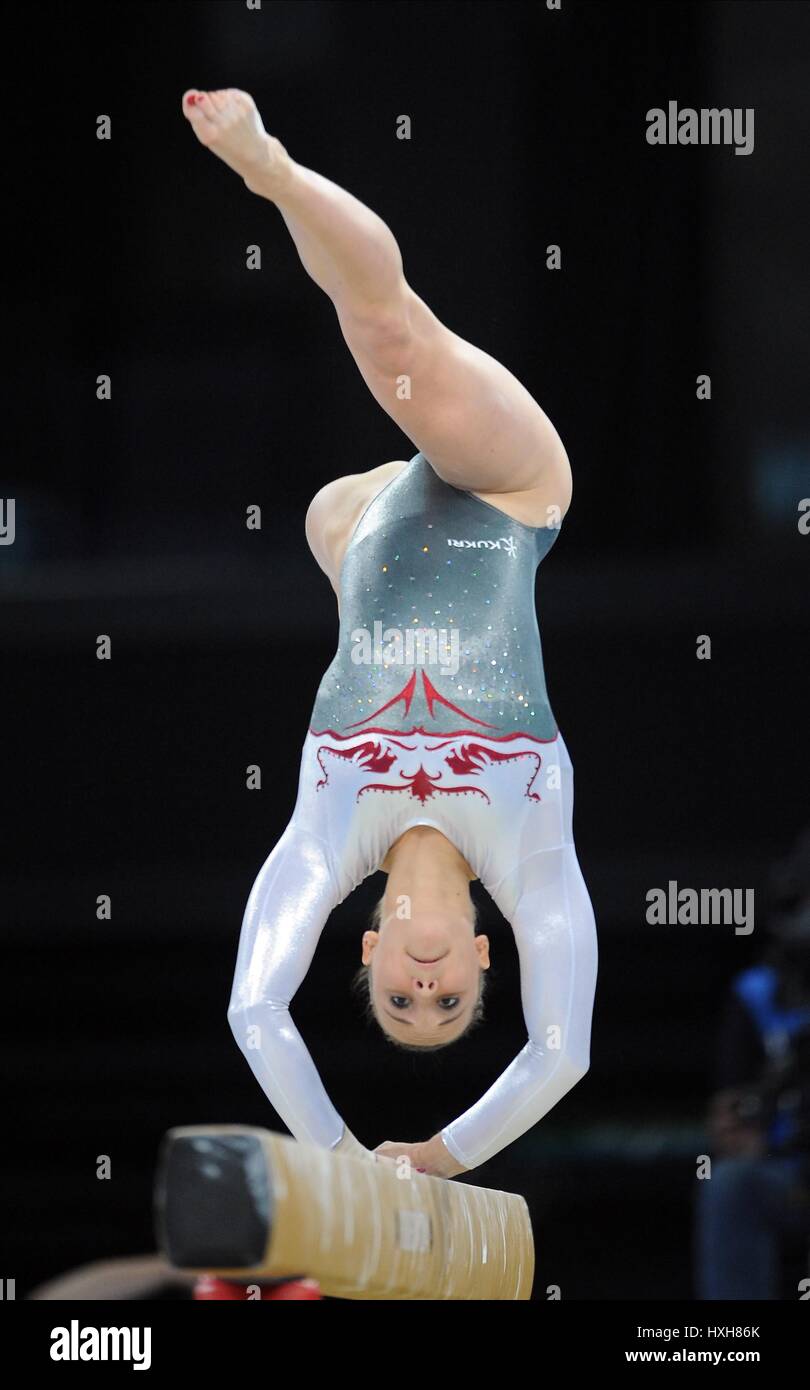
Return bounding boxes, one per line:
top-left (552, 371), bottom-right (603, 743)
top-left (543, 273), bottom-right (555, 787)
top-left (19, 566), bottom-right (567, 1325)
top-left (439, 840), bottom-right (599, 1171)
top-left (226, 820), bottom-right (349, 1151)
top-left (227, 729), bottom-right (598, 1173)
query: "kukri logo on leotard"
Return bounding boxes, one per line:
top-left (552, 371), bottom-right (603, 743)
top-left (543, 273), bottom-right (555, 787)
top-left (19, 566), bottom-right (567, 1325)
top-left (446, 535), bottom-right (517, 557)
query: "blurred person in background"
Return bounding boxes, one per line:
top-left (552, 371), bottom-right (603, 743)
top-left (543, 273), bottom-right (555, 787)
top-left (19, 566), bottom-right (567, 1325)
top-left (694, 828), bottom-right (810, 1299)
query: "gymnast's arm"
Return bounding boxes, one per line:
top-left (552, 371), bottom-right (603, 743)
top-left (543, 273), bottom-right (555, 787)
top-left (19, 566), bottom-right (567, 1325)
top-left (437, 845), bottom-right (599, 1172)
top-left (227, 821), bottom-right (372, 1160)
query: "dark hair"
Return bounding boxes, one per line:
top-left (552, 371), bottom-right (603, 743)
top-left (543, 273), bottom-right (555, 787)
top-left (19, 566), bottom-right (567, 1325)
top-left (350, 895), bottom-right (488, 1051)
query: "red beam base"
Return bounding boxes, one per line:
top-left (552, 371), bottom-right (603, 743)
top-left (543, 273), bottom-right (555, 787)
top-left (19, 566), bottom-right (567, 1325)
top-left (193, 1275), bottom-right (322, 1301)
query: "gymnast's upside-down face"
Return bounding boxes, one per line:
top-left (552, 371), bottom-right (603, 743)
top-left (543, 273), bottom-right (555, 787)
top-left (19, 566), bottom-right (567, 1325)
top-left (361, 907), bottom-right (490, 1047)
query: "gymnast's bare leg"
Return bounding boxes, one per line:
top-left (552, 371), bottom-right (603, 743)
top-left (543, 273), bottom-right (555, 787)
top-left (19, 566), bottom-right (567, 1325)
top-left (180, 87), bottom-right (571, 515)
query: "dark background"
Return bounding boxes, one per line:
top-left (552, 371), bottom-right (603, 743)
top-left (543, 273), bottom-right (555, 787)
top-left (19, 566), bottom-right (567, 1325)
top-left (3, 0), bottom-right (808, 1300)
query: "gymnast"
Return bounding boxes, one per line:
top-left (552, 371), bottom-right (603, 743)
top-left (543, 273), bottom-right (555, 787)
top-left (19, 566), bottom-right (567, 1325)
top-left (182, 88), bottom-right (599, 1179)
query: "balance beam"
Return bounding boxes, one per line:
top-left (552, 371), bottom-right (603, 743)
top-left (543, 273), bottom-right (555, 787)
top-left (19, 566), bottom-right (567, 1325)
top-left (154, 1125), bottom-right (534, 1300)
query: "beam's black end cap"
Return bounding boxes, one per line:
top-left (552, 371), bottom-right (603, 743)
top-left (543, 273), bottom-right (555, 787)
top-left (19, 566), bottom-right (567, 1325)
top-left (154, 1130), bottom-right (273, 1270)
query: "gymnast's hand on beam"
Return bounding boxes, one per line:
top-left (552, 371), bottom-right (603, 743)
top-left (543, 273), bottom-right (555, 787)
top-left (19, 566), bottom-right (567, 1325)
top-left (374, 1135), bottom-right (469, 1180)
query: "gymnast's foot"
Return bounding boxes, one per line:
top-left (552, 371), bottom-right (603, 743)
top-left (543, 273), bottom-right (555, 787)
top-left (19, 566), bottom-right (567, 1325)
top-left (181, 88), bottom-right (291, 195)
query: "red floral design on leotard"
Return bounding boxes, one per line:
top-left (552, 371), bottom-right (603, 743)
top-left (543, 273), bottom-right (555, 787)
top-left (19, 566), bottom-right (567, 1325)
top-left (312, 672), bottom-right (548, 804)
